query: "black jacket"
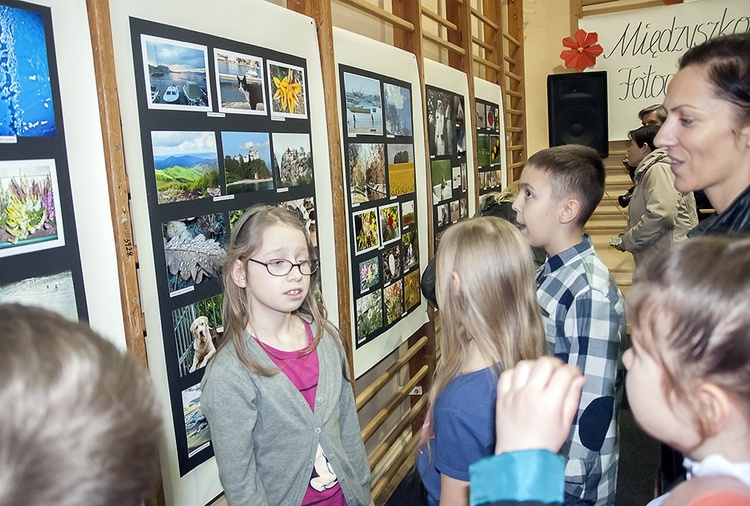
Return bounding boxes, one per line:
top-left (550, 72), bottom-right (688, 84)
top-left (689, 185), bottom-right (750, 237)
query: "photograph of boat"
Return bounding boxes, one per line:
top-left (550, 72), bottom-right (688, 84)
top-left (343, 72), bottom-right (383, 136)
top-left (150, 84), bottom-right (160, 103)
top-left (162, 84), bottom-right (180, 103)
top-left (183, 81), bottom-right (206, 106)
top-left (141, 34), bottom-right (212, 111)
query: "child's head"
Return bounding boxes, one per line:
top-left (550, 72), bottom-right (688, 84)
top-left (0, 304), bottom-right (162, 506)
top-left (219, 205), bottom-right (326, 375)
top-left (513, 145), bottom-right (604, 251)
top-left (625, 236), bottom-right (750, 456)
top-left (435, 216), bottom-right (546, 377)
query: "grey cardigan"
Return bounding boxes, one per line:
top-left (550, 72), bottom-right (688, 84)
top-left (201, 325), bottom-right (371, 506)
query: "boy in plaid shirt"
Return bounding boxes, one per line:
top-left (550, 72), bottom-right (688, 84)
top-left (512, 145), bottom-right (626, 505)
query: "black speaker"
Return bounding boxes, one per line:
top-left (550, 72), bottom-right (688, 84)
top-left (548, 71), bottom-right (608, 158)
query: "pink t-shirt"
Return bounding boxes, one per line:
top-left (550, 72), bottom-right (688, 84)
top-left (257, 322), bottom-right (347, 506)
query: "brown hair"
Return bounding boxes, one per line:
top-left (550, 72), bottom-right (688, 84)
top-left (527, 144), bottom-right (605, 226)
top-left (678, 33), bottom-right (750, 134)
top-left (215, 204), bottom-right (344, 377)
top-left (420, 217), bottom-right (547, 448)
top-left (0, 304), bottom-right (162, 506)
top-left (628, 235), bottom-right (750, 438)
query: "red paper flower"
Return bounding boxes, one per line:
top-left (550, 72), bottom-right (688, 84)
top-left (561, 29), bottom-right (603, 72)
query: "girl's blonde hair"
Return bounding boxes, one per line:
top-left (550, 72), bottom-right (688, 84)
top-left (215, 204), bottom-right (344, 377)
top-left (421, 216), bottom-right (547, 446)
top-left (628, 235), bottom-right (750, 439)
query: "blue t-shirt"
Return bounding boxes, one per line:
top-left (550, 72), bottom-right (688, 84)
top-left (416, 366), bottom-right (500, 506)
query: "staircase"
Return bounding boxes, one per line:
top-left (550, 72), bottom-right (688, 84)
top-left (585, 140), bottom-right (635, 296)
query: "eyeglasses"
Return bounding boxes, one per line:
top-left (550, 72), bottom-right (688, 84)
top-left (247, 258), bottom-right (319, 277)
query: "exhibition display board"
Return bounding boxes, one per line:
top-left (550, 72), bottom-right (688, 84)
top-left (109, 0), bottom-right (337, 503)
top-left (474, 77), bottom-right (507, 194)
top-left (0, 0), bottom-right (125, 345)
top-left (424, 59), bottom-right (474, 250)
top-left (334, 28), bottom-right (429, 378)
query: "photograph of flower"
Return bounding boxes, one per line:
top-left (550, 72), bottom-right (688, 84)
top-left (402, 230), bottom-right (418, 270)
top-left (404, 269), bottom-right (421, 310)
top-left (141, 35), bottom-right (211, 111)
top-left (221, 131), bottom-right (273, 193)
top-left (0, 5), bottom-right (55, 137)
top-left (431, 159), bottom-right (453, 203)
top-left (401, 200), bottom-right (415, 228)
top-left (0, 270), bottom-right (77, 321)
top-left (162, 213), bottom-right (227, 295)
top-left (267, 60), bottom-right (307, 119)
top-left (152, 131), bottom-right (220, 204)
top-left (491, 134), bottom-right (502, 165)
top-left (356, 289), bottom-right (383, 344)
top-left (477, 133), bottom-right (491, 167)
top-left (0, 159), bottom-right (63, 258)
top-left (382, 243), bottom-right (401, 285)
top-left (348, 143), bottom-right (386, 204)
top-left (386, 144), bottom-right (415, 197)
top-left (182, 384), bottom-right (211, 458)
top-left (278, 197), bottom-right (317, 248)
top-left (379, 203), bottom-right (400, 246)
top-left (272, 132), bottom-right (313, 188)
top-left (486, 104), bottom-right (496, 130)
top-left (214, 49), bottom-right (265, 114)
top-left (358, 256), bottom-right (380, 293)
top-left (352, 207), bottom-right (380, 256)
top-left (172, 293), bottom-right (223, 377)
top-left (426, 87), bottom-right (456, 157)
top-left (384, 279), bottom-right (403, 326)
top-left (344, 72), bottom-right (383, 136)
top-left (475, 102), bottom-right (486, 129)
top-left (383, 83), bottom-right (412, 137)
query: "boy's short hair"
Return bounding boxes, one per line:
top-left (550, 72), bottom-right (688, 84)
top-left (0, 304), bottom-right (163, 506)
top-left (628, 125), bottom-right (660, 152)
top-left (527, 144), bottom-right (605, 226)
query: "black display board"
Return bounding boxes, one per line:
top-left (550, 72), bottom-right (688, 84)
top-left (338, 65), bottom-right (422, 349)
top-left (130, 17), bottom-right (320, 475)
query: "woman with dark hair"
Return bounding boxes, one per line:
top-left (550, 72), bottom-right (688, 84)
top-left (655, 32), bottom-right (750, 236)
top-left (613, 125), bottom-right (697, 277)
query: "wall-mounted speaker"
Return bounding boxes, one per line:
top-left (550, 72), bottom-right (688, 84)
top-left (547, 71), bottom-right (608, 158)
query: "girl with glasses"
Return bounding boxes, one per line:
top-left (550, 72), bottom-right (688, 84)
top-left (201, 205), bottom-right (371, 506)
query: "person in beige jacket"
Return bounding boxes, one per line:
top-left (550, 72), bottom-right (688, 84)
top-left (613, 125), bottom-right (697, 278)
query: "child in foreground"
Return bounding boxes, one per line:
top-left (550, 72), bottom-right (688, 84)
top-left (470, 236), bottom-right (750, 506)
top-left (512, 144), bottom-right (627, 505)
top-left (416, 217), bottom-right (548, 506)
top-left (201, 205), bottom-right (371, 505)
top-left (0, 304), bottom-right (163, 506)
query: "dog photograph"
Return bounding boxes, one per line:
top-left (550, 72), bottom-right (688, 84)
top-left (214, 49), bottom-right (266, 115)
top-left (172, 293), bottom-right (224, 377)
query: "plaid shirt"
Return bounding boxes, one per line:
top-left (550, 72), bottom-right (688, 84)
top-left (536, 235), bottom-right (626, 506)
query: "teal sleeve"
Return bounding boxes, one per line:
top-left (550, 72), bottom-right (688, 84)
top-left (469, 450), bottom-right (565, 506)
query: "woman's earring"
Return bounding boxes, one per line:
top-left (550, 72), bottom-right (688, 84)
top-left (238, 278), bottom-right (246, 288)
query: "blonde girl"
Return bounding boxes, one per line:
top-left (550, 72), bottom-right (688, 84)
top-left (416, 217), bottom-right (547, 506)
top-left (201, 205), bottom-right (371, 506)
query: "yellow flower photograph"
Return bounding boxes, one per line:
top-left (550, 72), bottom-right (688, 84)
top-left (268, 61), bottom-right (307, 119)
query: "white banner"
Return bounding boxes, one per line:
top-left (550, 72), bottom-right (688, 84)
top-left (580, 0), bottom-right (750, 140)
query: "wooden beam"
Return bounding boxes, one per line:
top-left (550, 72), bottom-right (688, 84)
top-left (285, 0), bottom-right (355, 388)
top-left (86, 0), bottom-right (165, 504)
top-left (421, 5), bottom-right (458, 32)
top-left (334, 0), bottom-right (415, 32)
